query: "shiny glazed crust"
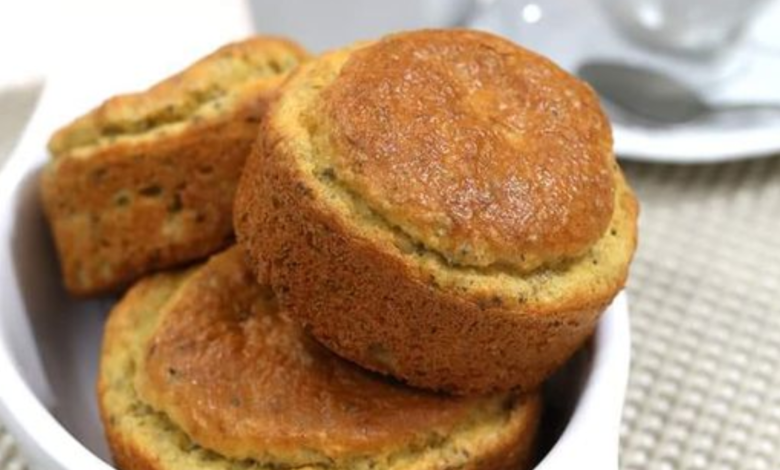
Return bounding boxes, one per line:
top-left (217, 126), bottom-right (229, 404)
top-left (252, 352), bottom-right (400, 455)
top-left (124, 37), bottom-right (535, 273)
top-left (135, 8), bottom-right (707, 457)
top-left (41, 36), bottom-right (309, 296)
top-left (234, 30), bottom-right (639, 394)
top-left (97, 248), bottom-right (541, 470)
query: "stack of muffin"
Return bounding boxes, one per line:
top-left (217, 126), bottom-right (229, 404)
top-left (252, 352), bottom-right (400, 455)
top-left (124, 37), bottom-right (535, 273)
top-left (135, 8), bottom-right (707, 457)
top-left (41, 30), bottom-right (638, 470)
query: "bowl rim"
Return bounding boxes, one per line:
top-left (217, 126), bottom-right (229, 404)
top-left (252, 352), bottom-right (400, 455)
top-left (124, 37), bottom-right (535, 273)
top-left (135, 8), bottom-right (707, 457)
top-left (0, 84), bottom-right (116, 470)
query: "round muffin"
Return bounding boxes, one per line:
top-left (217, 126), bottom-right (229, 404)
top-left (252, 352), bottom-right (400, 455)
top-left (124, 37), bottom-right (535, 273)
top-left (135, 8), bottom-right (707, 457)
top-left (234, 29), bottom-right (639, 394)
top-left (98, 246), bottom-right (541, 470)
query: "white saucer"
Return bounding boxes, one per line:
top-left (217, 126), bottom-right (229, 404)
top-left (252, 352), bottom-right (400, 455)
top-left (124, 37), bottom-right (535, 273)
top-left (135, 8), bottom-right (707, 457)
top-left (471, 0), bottom-right (780, 163)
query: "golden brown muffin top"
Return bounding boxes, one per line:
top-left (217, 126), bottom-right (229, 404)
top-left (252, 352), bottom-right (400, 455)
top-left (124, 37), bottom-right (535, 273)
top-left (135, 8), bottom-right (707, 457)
top-left (318, 30), bottom-right (614, 272)
top-left (136, 247), bottom-right (494, 464)
top-left (49, 36), bottom-right (308, 158)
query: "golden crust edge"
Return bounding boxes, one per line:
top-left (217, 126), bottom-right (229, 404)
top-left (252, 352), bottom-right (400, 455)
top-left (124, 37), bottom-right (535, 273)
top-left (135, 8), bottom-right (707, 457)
top-left (49, 36), bottom-right (309, 156)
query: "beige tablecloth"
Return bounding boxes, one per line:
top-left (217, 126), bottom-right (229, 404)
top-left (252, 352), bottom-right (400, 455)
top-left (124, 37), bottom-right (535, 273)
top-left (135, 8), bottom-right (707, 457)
top-left (3, 155), bottom-right (780, 469)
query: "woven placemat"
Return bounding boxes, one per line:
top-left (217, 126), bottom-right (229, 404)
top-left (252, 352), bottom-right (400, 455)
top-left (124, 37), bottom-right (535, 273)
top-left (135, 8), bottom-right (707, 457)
top-left (0, 427), bottom-right (24, 470)
top-left (2, 156), bottom-right (780, 470)
top-left (620, 156), bottom-right (780, 470)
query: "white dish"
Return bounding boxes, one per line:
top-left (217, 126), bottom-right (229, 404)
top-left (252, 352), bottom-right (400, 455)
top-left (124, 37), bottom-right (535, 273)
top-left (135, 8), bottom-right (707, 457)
top-left (0, 76), bottom-right (631, 470)
top-left (471, 0), bottom-right (780, 163)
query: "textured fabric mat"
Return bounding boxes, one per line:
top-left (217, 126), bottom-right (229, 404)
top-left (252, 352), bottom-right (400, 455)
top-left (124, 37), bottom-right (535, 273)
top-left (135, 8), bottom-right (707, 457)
top-left (0, 427), bottom-right (24, 470)
top-left (2, 156), bottom-right (780, 470)
top-left (620, 156), bottom-right (780, 470)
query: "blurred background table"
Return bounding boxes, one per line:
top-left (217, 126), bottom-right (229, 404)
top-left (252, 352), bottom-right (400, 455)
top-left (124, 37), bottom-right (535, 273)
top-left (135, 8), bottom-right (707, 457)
top-left (2, 1), bottom-right (780, 469)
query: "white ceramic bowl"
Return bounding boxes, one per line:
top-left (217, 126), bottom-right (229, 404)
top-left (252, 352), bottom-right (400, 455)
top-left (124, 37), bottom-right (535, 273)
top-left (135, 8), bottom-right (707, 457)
top-left (0, 83), bottom-right (631, 470)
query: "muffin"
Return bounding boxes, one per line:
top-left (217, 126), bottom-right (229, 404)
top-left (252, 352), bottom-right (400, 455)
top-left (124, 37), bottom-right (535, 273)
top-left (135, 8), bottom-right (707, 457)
top-left (234, 29), bottom-right (639, 394)
top-left (98, 246), bottom-right (541, 470)
top-left (41, 36), bottom-right (309, 296)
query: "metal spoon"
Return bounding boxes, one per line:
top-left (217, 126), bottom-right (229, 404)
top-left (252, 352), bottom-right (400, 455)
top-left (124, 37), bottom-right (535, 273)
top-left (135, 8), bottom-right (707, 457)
top-left (577, 61), bottom-right (780, 124)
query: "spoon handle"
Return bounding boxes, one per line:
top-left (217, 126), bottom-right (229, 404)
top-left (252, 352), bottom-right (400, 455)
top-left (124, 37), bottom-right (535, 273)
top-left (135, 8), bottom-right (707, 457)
top-left (714, 102), bottom-right (780, 115)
